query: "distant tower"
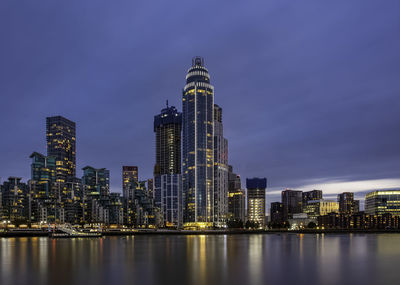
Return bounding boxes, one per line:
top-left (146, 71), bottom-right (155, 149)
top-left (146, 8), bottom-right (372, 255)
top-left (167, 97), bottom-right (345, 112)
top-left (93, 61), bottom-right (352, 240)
top-left (46, 116), bottom-right (76, 182)
top-left (153, 103), bottom-right (183, 227)
top-left (213, 104), bottom-right (228, 227)
top-left (182, 56), bottom-right (214, 225)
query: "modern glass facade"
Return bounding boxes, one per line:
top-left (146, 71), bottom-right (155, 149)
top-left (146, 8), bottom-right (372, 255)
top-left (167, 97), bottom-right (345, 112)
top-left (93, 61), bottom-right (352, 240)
top-left (365, 190), bottom-right (400, 216)
top-left (213, 104), bottom-right (228, 227)
top-left (30, 152), bottom-right (56, 197)
top-left (182, 57), bottom-right (214, 224)
top-left (46, 116), bottom-right (76, 183)
top-left (154, 174), bottom-right (182, 227)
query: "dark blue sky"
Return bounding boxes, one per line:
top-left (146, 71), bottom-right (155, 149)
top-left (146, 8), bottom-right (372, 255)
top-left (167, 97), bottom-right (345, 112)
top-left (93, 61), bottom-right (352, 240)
top-left (1, 0), bottom-right (399, 202)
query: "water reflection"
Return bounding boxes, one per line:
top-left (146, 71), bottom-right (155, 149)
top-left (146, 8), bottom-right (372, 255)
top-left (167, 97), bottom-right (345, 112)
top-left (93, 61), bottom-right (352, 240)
top-left (1, 234), bottom-right (400, 285)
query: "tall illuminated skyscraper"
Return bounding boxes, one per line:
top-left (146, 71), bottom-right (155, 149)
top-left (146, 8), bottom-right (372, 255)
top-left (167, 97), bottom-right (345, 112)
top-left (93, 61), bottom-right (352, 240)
top-left (46, 116), bottom-right (76, 182)
top-left (182, 57), bottom-right (214, 225)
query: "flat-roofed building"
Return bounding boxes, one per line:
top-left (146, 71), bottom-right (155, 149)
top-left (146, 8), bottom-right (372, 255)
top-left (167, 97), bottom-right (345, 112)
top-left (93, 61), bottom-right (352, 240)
top-left (365, 190), bottom-right (400, 216)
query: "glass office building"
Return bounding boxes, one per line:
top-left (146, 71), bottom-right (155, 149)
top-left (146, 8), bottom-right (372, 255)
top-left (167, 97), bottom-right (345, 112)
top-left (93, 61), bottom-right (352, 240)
top-left (365, 190), bottom-right (400, 216)
top-left (182, 57), bottom-right (214, 225)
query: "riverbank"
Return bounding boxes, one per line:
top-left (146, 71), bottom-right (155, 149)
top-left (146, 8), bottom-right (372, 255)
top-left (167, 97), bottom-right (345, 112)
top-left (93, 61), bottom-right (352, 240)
top-left (2, 228), bottom-right (400, 237)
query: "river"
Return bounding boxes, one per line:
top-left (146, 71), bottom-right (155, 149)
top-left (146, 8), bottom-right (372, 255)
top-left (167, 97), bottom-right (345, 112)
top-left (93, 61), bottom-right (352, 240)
top-left (1, 233), bottom-right (399, 285)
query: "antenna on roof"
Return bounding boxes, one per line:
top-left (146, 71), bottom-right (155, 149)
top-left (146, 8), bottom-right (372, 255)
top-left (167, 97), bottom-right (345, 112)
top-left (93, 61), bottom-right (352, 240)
top-left (166, 100), bottom-right (169, 108)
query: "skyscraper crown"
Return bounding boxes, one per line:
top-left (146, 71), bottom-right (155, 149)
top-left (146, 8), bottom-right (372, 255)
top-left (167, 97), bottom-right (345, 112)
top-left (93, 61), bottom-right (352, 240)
top-left (186, 56), bottom-right (210, 84)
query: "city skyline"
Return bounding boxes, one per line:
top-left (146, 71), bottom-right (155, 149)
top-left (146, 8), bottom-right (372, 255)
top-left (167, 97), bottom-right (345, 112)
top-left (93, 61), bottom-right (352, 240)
top-left (1, 1), bottom-right (400, 205)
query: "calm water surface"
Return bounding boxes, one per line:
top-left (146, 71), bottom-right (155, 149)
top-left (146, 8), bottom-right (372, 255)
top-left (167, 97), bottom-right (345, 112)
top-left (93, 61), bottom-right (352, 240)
top-left (1, 234), bottom-right (399, 285)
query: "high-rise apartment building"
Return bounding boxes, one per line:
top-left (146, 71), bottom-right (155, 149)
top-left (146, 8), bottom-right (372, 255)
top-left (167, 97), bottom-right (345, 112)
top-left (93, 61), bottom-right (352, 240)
top-left (153, 104), bottom-right (183, 227)
top-left (282, 189), bottom-right (303, 221)
top-left (246, 178), bottom-right (267, 227)
top-left (46, 116), bottom-right (76, 182)
top-left (338, 192), bottom-right (359, 214)
top-left (213, 104), bottom-right (228, 227)
top-left (182, 57), bottom-right (214, 226)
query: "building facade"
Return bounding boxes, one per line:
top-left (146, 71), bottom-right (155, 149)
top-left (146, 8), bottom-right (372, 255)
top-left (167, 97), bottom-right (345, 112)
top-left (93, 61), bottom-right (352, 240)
top-left (46, 116), bottom-right (76, 182)
top-left (213, 104), bottom-right (228, 227)
top-left (302, 190), bottom-right (322, 205)
top-left (303, 199), bottom-right (339, 220)
top-left (122, 166), bottom-right (138, 198)
top-left (154, 104), bottom-right (182, 175)
top-left (282, 190), bottom-right (303, 221)
top-left (365, 190), bottom-right (400, 216)
top-left (1, 177), bottom-right (29, 223)
top-left (153, 104), bottom-right (183, 228)
top-left (270, 202), bottom-right (283, 224)
top-left (82, 166), bottom-right (110, 197)
top-left (246, 178), bottom-right (267, 227)
top-left (227, 166), bottom-right (245, 223)
top-left (182, 57), bottom-right (214, 226)
top-left (338, 192), bottom-right (360, 214)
